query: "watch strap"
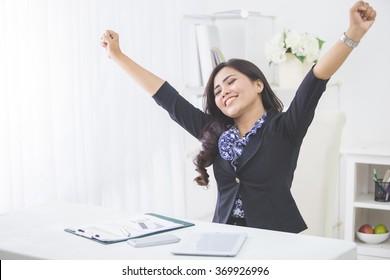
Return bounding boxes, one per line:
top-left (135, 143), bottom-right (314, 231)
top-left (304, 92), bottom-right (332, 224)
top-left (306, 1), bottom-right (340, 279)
top-left (340, 32), bottom-right (359, 48)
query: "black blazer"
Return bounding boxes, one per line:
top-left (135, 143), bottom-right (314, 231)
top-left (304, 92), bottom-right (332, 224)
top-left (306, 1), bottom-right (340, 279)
top-left (153, 69), bottom-right (329, 233)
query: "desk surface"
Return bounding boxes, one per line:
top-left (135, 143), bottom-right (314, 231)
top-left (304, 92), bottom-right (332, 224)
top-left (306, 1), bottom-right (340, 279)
top-left (0, 202), bottom-right (356, 260)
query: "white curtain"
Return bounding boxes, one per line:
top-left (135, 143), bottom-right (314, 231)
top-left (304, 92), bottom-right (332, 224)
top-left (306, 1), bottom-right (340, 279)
top-left (0, 0), bottom-right (188, 217)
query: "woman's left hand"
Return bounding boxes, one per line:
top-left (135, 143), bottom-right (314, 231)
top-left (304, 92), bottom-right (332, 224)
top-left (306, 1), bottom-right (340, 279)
top-left (347, 1), bottom-right (377, 41)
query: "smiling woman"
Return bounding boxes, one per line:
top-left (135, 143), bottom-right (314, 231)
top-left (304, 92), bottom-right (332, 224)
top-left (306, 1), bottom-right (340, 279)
top-left (207, 60), bottom-right (282, 136)
top-left (101, 1), bottom-right (377, 233)
top-left (213, 69), bottom-right (265, 124)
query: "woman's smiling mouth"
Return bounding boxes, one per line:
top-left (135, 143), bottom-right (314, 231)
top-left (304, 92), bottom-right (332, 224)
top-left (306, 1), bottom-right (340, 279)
top-left (224, 96), bottom-right (238, 107)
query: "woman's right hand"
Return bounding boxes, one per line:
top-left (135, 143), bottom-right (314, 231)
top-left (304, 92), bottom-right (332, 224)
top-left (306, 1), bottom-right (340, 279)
top-left (100, 30), bottom-right (122, 60)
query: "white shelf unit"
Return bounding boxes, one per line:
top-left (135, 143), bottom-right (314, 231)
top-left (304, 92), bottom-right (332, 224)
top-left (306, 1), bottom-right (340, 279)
top-left (343, 144), bottom-right (390, 259)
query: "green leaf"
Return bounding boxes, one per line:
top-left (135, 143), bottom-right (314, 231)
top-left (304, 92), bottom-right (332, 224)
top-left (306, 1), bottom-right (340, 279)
top-left (294, 54), bottom-right (305, 63)
top-left (317, 38), bottom-right (325, 50)
top-left (283, 30), bottom-right (288, 48)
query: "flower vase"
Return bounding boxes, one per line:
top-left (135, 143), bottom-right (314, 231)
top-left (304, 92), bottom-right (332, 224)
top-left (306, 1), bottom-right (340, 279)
top-left (278, 53), bottom-right (312, 89)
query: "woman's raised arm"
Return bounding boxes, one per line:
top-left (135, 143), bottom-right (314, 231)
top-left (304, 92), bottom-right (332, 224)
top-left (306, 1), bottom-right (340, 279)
top-left (100, 30), bottom-right (165, 96)
top-left (313, 1), bottom-right (376, 80)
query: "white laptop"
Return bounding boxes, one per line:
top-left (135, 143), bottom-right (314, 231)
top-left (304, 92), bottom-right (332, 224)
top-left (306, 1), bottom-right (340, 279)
top-left (171, 231), bottom-right (247, 257)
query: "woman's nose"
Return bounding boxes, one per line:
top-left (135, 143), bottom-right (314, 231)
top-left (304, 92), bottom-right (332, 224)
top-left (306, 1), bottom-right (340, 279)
top-left (221, 86), bottom-right (230, 98)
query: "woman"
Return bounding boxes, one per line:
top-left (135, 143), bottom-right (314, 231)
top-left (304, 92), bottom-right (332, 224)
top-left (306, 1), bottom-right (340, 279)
top-left (100, 1), bottom-right (376, 233)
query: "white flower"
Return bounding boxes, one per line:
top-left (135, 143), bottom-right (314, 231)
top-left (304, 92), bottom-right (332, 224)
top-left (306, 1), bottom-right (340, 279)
top-left (265, 29), bottom-right (324, 65)
top-left (264, 33), bottom-right (287, 65)
top-left (285, 30), bottom-right (303, 55)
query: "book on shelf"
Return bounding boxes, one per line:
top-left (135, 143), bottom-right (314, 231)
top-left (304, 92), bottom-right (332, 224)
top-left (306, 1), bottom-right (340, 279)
top-left (195, 24), bottom-right (225, 85)
top-left (211, 47), bottom-right (225, 67)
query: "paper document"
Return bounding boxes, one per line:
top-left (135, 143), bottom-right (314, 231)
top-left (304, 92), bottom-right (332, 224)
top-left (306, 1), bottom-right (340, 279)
top-left (65, 213), bottom-right (194, 244)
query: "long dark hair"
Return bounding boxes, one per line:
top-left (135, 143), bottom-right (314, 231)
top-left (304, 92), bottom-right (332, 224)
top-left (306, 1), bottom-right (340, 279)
top-left (193, 58), bottom-right (283, 187)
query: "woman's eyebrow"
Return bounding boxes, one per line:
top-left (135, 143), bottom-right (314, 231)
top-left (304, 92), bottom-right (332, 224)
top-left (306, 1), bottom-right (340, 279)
top-left (214, 74), bottom-right (235, 91)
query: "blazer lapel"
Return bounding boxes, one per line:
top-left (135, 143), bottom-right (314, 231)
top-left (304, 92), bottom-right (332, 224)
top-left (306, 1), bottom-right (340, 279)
top-left (236, 110), bottom-right (273, 173)
top-left (235, 127), bottom-right (265, 172)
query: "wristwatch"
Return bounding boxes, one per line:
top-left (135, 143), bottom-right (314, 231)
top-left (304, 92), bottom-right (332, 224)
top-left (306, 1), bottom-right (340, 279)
top-left (340, 32), bottom-right (359, 48)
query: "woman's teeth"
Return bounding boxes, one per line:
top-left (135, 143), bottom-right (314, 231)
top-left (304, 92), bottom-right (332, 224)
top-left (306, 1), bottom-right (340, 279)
top-left (225, 96), bottom-right (237, 106)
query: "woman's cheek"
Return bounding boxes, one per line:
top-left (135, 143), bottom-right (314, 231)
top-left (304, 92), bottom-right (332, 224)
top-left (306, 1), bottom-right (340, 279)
top-left (215, 98), bottom-right (224, 111)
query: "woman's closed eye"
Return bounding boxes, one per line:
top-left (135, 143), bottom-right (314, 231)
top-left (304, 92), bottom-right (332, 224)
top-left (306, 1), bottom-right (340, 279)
top-left (227, 78), bottom-right (236, 85)
top-left (214, 78), bottom-right (236, 96)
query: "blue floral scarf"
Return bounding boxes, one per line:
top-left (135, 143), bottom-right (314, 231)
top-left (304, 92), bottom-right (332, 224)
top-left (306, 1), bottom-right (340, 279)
top-left (218, 112), bottom-right (268, 171)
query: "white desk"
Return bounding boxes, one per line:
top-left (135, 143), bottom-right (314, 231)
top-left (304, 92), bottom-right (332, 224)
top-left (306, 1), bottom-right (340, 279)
top-left (0, 202), bottom-right (356, 260)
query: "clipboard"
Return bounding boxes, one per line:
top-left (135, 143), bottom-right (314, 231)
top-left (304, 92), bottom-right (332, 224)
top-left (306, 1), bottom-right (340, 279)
top-left (64, 213), bottom-right (194, 244)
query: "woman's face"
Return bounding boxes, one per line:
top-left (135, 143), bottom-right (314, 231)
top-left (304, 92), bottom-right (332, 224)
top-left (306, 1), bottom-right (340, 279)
top-left (213, 66), bottom-right (263, 119)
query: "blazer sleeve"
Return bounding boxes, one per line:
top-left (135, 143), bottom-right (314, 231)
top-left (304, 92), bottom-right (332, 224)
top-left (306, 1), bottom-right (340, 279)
top-left (152, 82), bottom-right (214, 139)
top-left (283, 67), bottom-right (329, 142)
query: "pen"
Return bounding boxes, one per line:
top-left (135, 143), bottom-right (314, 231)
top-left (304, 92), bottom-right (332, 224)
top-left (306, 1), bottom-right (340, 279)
top-left (384, 169), bottom-right (390, 201)
top-left (383, 169), bottom-right (390, 183)
top-left (373, 168), bottom-right (378, 182)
